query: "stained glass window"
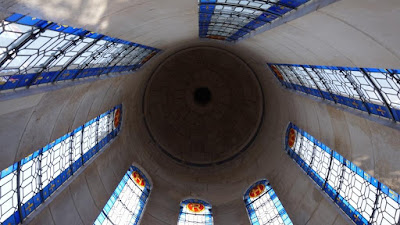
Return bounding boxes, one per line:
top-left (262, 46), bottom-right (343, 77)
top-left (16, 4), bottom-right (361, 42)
top-left (177, 199), bottom-right (213, 225)
top-left (285, 122), bottom-right (400, 225)
top-left (94, 166), bottom-right (151, 225)
top-left (0, 104), bottom-right (122, 225)
top-left (199, 0), bottom-right (310, 42)
top-left (269, 63), bottom-right (400, 123)
top-left (244, 179), bottom-right (292, 225)
top-left (0, 13), bottom-right (160, 91)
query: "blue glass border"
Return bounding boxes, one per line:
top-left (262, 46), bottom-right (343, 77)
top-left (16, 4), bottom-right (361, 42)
top-left (268, 63), bottom-right (400, 123)
top-left (244, 179), bottom-right (293, 225)
top-left (285, 122), bottom-right (400, 225)
top-left (178, 199), bottom-right (213, 225)
top-left (0, 104), bottom-right (122, 225)
top-left (198, 0), bottom-right (310, 42)
top-left (199, 0), bottom-right (216, 38)
top-left (1, 14), bottom-right (161, 92)
top-left (94, 165), bottom-right (151, 225)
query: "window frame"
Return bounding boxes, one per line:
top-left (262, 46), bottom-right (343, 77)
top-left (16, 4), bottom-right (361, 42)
top-left (177, 198), bottom-right (213, 225)
top-left (244, 179), bottom-right (293, 225)
top-left (198, 0), bottom-right (310, 42)
top-left (94, 165), bottom-right (151, 225)
top-left (269, 63), bottom-right (400, 123)
top-left (0, 104), bottom-right (122, 225)
top-left (0, 13), bottom-right (160, 92)
top-left (284, 122), bottom-right (400, 225)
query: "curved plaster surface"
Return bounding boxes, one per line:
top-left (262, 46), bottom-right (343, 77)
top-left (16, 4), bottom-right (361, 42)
top-left (0, 0), bottom-right (399, 225)
top-left (0, 40), bottom-right (397, 225)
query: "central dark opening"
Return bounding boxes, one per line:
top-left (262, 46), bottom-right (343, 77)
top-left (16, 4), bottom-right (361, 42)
top-left (194, 87), bottom-right (212, 106)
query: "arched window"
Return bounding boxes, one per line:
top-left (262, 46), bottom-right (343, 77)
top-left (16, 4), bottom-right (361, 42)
top-left (244, 179), bottom-right (293, 225)
top-left (0, 105), bottom-right (122, 225)
top-left (285, 122), bottom-right (400, 225)
top-left (94, 165), bottom-right (151, 225)
top-left (0, 13), bottom-right (160, 92)
top-left (177, 199), bottom-right (213, 225)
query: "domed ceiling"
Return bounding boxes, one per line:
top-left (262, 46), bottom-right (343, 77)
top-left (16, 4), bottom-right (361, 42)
top-left (143, 47), bottom-right (264, 166)
top-left (0, 1), bottom-right (400, 225)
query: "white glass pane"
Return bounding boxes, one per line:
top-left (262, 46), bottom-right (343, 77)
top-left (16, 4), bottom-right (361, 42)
top-left (19, 158), bottom-right (39, 204)
top-left (0, 171), bottom-right (18, 223)
top-left (72, 130), bottom-right (82, 161)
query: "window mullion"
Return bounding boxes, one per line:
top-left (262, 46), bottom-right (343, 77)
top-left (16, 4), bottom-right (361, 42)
top-left (300, 65), bottom-right (327, 100)
top-left (385, 69), bottom-right (400, 83)
top-left (287, 66), bottom-right (312, 94)
top-left (26, 34), bottom-right (84, 87)
top-left (106, 113), bottom-right (110, 135)
top-left (298, 132), bottom-right (305, 159)
top-left (0, 23), bottom-right (51, 68)
top-left (103, 214), bottom-right (117, 225)
top-left (51, 33), bottom-right (102, 82)
top-left (71, 41), bottom-right (116, 80)
top-left (79, 126), bottom-right (84, 165)
top-left (16, 162), bottom-right (23, 222)
top-left (360, 68), bottom-right (396, 121)
top-left (280, 65), bottom-right (307, 93)
top-left (97, 45), bottom-right (132, 75)
top-left (68, 132), bottom-right (74, 176)
top-left (308, 142), bottom-right (317, 174)
top-left (38, 149), bottom-right (44, 204)
top-left (257, 0), bottom-right (296, 9)
top-left (333, 159), bottom-right (346, 205)
top-left (95, 116), bottom-right (99, 150)
top-left (310, 67), bottom-right (339, 104)
top-left (339, 70), bottom-right (372, 115)
top-left (124, 47), bottom-right (143, 69)
top-left (322, 151), bottom-right (333, 190)
top-left (110, 111), bottom-right (114, 134)
top-left (369, 188), bottom-right (381, 224)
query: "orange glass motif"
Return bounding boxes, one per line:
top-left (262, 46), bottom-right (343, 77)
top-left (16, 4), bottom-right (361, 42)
top-left (132, 171), bottom-right (145, 187)
top-left (249, 183), bottom-right (265, 199)
top-left (207, 35), bottom-right (226, 40)
top-left (114, 108), bottom-right (121, 128)
top-left (271, 65), bottom-right (284, 81)
top-left (187, 202), bottom-right (205, 213)
top-left (288, 128), bottom-right (296, 148)
top-left (141, 52), bottom-right (156, 64)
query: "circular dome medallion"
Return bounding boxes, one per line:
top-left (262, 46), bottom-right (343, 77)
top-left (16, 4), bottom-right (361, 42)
top-left (143, 47), bottom-right (264, 167)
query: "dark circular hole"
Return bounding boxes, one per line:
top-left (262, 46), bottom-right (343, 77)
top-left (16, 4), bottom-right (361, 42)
top-left (193, 87), bottom-right (212, 106)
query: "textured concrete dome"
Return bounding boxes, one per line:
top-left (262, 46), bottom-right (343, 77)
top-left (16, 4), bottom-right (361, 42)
top-left (143, 47), bottom-right (263, 166)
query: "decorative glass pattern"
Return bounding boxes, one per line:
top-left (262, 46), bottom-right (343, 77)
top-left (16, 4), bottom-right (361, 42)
top-left (199, 0), bottom-right (309, 42)
top-left (94, 166), bottom-right (151, 225)
top-left (0, 104), bottom-right (122, 225)
top-left (0, 13), bottom-right (160, 91)
top-left (177, 199), bottom-right (213, 225)
top-left (269, 63), bottom-right (400, 123)
top-left (244, 179), bottom-right (292, 225)
top-left (285, 122), bottom-right (400, 225)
